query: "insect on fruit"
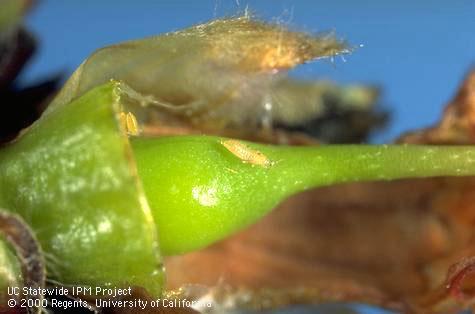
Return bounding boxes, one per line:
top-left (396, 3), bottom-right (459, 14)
top-left (221, 139), bottom-right (274, 168)
top-left (119, 111), bottom-right (140, 136)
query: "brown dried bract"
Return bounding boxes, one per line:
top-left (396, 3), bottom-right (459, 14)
top-left (399, 72), bottom-right (475, 145)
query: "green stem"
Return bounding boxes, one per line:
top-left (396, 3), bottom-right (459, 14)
top-left (131, 136), bottom-right (475, 255)
top-left (2, 81), bottom-right (475, 295)
top-left (262, 144), bottom-right (475, 192)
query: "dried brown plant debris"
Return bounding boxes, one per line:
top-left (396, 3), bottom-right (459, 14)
top-left (0, 211), bottom-right (45, 314)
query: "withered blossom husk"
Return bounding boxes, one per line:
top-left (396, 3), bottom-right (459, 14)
top-left (49, 15), bottom-right (358, 141)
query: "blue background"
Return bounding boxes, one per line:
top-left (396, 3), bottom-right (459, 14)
top-left (18, 1), bottom-right (475, 313)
